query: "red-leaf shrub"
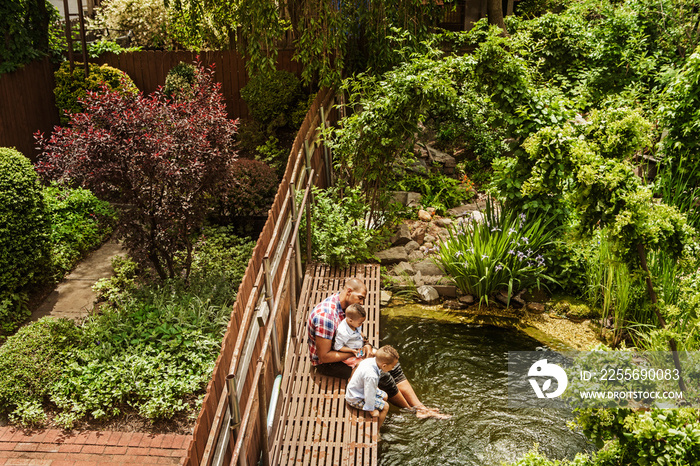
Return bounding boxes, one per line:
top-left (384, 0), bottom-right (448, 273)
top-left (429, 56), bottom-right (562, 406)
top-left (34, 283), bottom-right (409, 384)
top-left (36, 64), bottom-right (238, 280)
top-left (221, 159), bottom-right (279, 219)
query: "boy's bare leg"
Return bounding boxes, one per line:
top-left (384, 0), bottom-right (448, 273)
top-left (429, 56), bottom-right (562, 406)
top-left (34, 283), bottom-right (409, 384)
top-left (377, 402), bottom-right (389, 428)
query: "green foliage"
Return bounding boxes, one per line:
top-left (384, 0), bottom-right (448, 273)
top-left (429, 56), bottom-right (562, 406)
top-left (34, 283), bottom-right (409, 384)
top-left (79, 40), bottom-right (142, 58)
top-left (659, 46), bottom-right (700, 169)
top-left (53, 61), bottom-right (137, 125)
top-left (43, 183), bottom-right (117, 279)
top-left (300, 186), bottom-right (377, 267)
top-left (93, 255), bottom-right (139, 305)
top-left (163, 62), bottom-right (197, 101)
top-left (435, 199), bottom-right (558, 305)
top-left (0, 318), bottom-right (80, 424)
top-left (51, 227), bottom-right (254, 422)
top-left (0, 147), bottom-right (50, 296)
top-left (0, 0), bottom-right (62, 73)
top-left (386, 173), bottom-right (473, 215)
top-left (254, 137), bottom-right (288, 177)
top-left (240, 70), bottom-right (302, 131)
top-left (330, 47), bottom-right (492, 217)
top-left (89, 0), bottom-right (171, 49)
top-left (572, 408), bottom-right (700, 465)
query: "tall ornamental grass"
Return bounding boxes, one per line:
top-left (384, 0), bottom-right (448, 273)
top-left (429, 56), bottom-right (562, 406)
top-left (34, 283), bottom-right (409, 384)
top-left (436, 199), bottom-right (558, 305)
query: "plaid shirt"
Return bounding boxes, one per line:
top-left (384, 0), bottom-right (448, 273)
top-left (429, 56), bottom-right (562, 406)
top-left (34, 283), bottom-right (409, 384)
top-left (307, 292), bottom-right (345, 366)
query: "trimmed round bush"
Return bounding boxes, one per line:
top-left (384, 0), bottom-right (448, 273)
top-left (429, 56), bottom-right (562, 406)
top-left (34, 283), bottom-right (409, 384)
top-left (0, 148), bottom-right (50, 294)
top-left (0, 317), bottom-right (80, 421)
top-left (54, 61), bottom-right (137, 124)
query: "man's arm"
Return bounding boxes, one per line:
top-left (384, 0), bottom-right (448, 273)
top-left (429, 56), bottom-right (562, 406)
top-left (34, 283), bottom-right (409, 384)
top-left (316, 335), bottom-right (353, 363)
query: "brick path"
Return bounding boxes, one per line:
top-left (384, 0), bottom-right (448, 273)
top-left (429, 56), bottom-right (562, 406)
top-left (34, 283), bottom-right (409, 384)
top-left (0, 427), bottom-right (190, 465)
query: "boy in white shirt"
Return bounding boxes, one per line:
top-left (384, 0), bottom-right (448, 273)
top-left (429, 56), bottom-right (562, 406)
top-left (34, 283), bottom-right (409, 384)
top-left (333, 303), bottom-right (370, 368)
top-left (345, 345), bottom-right (399, 428)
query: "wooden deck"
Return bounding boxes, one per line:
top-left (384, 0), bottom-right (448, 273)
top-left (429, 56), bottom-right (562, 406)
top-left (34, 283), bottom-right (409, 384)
top-left (270, 263), bottom-right (381, 465)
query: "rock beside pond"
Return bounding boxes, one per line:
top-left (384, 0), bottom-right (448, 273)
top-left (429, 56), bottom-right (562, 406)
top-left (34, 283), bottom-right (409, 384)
top-left (526, 302), bottom-right (546, 314)
top-left (417, 285), bottom-right (440, 303)
top-left (443, 299), bottom-right (466, 310)
top-left (459, 294), bottom-right (475, 305)
top-left (380, 290), bottom-right (392, 306)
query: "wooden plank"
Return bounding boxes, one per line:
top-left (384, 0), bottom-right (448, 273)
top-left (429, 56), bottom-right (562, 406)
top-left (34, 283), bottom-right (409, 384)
top-left (269, 264), bottom-right (380, 465)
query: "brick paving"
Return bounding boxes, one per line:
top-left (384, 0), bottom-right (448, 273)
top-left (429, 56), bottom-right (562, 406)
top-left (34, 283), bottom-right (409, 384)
top-left (0, 427), bottom-right (190, 465)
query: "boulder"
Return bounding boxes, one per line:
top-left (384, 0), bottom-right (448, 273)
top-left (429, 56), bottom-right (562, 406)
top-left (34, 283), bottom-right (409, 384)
top-left (380, 290), bottom-right (392, 306)
top-left (411, 225), bottom-right (427, 244)
top-left (404, 240), bottom-right (420, 254)
top-left (417, 285), bottom-right (440, 303)
top-left (424, 234), bottom-right (436, 244)
top-left (406, 192), bottom-right (422, 208)
top-left (408, 250), bottom-right (424, 261)
top-left (375, 246), bottom-right (409, 265)
top-left (526, 302), bottom-right (546, 314)
top-left (390, 223), bottom-right (412, 246)
top-left (393, 261), bottom-right (415, 276)
top-left (414, 259), bottom-right (443, 276)
top-left (435, 217), bottom-right (453, 228)
top-left (459, 294), bottom-right (475, 305)
top-left (418, 210), bottom-right (432, 222)
top-left (443, 299), bottom-right (465, 310)
top-left (426, 145), bottom-right (457, 173)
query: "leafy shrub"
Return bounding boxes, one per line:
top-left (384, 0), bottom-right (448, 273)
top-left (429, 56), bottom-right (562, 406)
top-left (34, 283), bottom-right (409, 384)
top-left (50, 227), bottom-right (254, 423)
top-left (387, 173), bottom-right (473, 215)
top-left (436, 199), bottom-right (558, 305)
top-left (240, 70), bottom-right (302, 131)
top-left (43, 183), bottom-right (117, 279)
top-left (78, 39), bottom-right (142, 58)
top-left (163, 62), bottom-right (197, 101)
top-left (0, 147), bottom-right (50, 295)
top-left (53, 61), bottom-right (137, 124)
top-left (0, 318), bottom-right (80, 423)
top-left (93, 255), bottom-right (139, 305)
top-left (300, 186), bottom-right (377, 267)
top-left (0, 0), bottom-right (63, 73)
top-left (89, 0), bottom-right (170, 49)
top-left (220, 159), bottom-right (278, 218)
top-left (38, 64), bottom-right (238, 280)
top-left (255, 136), bottom-right (288, 176)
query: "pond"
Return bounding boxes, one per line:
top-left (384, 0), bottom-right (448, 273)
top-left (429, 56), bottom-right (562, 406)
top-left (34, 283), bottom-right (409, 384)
top-left (379, 303), bottom-right (593, 466)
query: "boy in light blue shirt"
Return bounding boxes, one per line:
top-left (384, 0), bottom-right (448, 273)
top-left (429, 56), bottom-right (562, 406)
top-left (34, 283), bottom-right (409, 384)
top-left (345, 345), bottom-right (399, 428)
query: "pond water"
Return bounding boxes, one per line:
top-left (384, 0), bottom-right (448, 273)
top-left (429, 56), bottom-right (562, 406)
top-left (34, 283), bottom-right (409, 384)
top-left (379, 304), bottom-right (593, 466)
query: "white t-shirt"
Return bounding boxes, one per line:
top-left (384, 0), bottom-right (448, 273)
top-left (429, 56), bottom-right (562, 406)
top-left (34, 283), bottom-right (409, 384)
top-left (333, 318), bottom-right (363, 351)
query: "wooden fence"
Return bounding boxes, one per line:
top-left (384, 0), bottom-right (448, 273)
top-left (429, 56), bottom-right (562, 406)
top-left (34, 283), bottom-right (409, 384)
top-left (0, 48), bottom-right (301, 161)
top-left (0, 57), bottom-right (60, 160)
top-left (184, 86), bottom-right (338, 466)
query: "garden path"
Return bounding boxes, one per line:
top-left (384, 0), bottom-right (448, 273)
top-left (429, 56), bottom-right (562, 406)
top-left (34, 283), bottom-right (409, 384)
top-left (31, 239), bottom-right (126, 323)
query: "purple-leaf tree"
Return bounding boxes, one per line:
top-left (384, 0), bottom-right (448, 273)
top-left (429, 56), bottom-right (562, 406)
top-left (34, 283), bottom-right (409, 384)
top-left (36, 64), bottom-right (238, 280)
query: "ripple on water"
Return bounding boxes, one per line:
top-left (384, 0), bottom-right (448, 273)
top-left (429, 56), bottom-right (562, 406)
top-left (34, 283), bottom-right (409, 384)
top-left (379, 306), bottom-right (594, 466)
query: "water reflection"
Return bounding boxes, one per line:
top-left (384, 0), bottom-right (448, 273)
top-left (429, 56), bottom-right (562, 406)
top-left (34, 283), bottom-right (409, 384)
top-left (379, 304), bottom-right (593, 466)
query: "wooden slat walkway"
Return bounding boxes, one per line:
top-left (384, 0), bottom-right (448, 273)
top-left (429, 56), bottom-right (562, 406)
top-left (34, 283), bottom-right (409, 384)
top-left (270, 263), bottom-right (381, 465)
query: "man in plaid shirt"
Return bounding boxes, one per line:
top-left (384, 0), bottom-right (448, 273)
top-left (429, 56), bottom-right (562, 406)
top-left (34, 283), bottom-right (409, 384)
top-left (308, 277), bottom-right (434, 413)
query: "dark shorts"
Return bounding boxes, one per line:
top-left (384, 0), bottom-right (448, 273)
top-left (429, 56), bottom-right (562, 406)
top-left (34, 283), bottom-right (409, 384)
top-left (315, 361), bottom-right (407, 399)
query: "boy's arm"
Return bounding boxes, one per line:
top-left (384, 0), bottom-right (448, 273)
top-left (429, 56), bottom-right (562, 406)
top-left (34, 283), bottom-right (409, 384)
top-left (337, 345), bottom-right (358, 354)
